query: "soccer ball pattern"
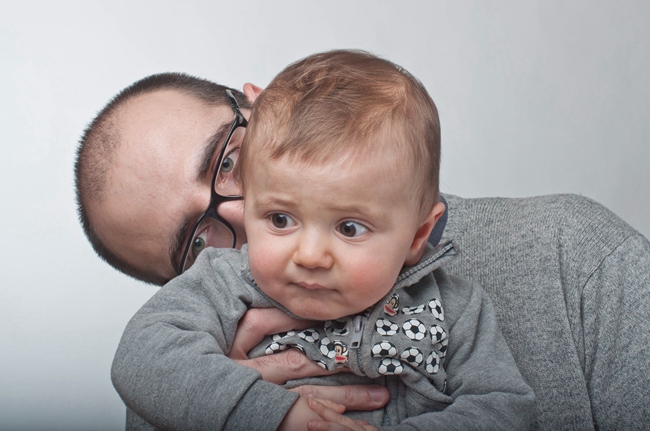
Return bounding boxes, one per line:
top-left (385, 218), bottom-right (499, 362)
top-left (319, 337), bottom-right (337, 358)
top-left (371, 341), bottom-right (397, 358)
top-left (298, 329), bottom-right (319, 343)
top-left (377, 358), bottom-right (404, 375)
top-left (375, 319), bottom-right (399, 336)
top-left (430, 324), bottom-right (447, 343)
top-left (424, 351), bottom-right (441, 374)
top-left (257, 292), bottom-right (449, 385)
top-left (428, 298), bottom-right (445, 321)
top-left (403, 319), bottom-right (427, 341)
top-left (325, 319), bottom-right (349, 336)
top-left (401, 304), bottom-right (425, 315)
top-left (264, 341), bottom-right (288, 355)
top-left (400, 347), bottom-right (424, 366)
top-left (437, 336), bottom-right (449, 358)
top-left (290, 344), bottom-right (306, 355)
top-left (272, 331), bottom-right (296, 342)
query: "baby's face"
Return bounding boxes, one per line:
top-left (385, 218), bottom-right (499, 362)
top-left (244, 152), bottom-right (424, 321)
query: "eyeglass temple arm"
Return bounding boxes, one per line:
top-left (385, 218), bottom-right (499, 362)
top-left (225, 89), bottom-right (246, 124)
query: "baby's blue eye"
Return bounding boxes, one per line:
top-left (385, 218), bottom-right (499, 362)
top-left (270, 213), bottom-right (294, 229)
top-left (338, 221), bottom-right (368, 238)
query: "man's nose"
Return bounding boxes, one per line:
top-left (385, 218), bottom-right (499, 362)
top-left (292, 229), bottom-right (334, 270)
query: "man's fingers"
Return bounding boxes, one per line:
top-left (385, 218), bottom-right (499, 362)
top-left (233, 348), bottom-right (333, 384)
top-left (290, 384), bottom-right (389, 411)
top-left (229, 308), bottom-right (316, 359)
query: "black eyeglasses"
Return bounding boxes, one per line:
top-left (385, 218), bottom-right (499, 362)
top-left (178, 90), bottom-right (247, 274)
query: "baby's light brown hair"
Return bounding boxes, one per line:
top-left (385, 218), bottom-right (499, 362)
top-left (239, 50), bottom-right (441, 221)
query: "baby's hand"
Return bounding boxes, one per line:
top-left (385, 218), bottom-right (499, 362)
top-left (306, 399), bottom-right (379, 431)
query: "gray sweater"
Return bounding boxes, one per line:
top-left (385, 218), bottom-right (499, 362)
top-left (113, 241), bottom-right (534, 430)
top-left (440, 194), bottom-right (650, 430)
top-left (117, 193), bottom-right (650, 430)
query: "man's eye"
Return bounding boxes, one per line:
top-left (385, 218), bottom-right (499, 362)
top-left (191, 231), bottom-right (207, 255)
top-left (270, 213), bottom-right (295, 229)
top-left (337, 221), bottom-right (368, 238)
top-left (220, 149), bottom-right (239, 174)
top-left (215, 148), bottom-right (241, 196)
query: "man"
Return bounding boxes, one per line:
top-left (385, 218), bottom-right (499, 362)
top-left (76, 72), bottom-right (650, 430)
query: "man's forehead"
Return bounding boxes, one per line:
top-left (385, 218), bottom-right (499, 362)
top-left (96, 89), bottom-right (233, 280)
top-left (119, 89), bottom-right (220, 134)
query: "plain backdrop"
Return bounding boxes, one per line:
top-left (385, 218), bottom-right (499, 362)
top-left (1, 1), bottom-right (648, 429)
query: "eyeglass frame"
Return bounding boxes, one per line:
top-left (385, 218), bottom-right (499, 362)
top-left (177, 89), bottom-right (247, 275)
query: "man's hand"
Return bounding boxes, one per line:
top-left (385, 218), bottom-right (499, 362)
top-left (232, 347), bottom-right (333, 384)
top-left (228, 308), bottom-right (390, 412)
top-left (229, 308), bottom-right (329, 383)
top-left (229, 308), bottom-right (316, 360)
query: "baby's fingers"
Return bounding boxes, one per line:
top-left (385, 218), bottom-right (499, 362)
top-left (307, 399), bottom-right (376, 431)
top-left (312, 398), bottom-right (346, 414)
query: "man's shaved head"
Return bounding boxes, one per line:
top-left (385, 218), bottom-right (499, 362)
top-left (75, 73), bottom-right (249, 284)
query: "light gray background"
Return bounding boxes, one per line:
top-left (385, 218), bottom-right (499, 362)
top-left (1, 1), bottom-right (648, 430)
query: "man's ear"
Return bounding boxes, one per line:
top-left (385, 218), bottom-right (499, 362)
top-left (404, 201), bottom-right (446, 266)
top-left (243, 83), bottom-right (264, 105)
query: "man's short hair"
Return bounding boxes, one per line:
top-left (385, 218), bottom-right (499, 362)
top-left (75, 72), bottom-right (249, 285)
top-left (239, 50), bottom-right (441, 221)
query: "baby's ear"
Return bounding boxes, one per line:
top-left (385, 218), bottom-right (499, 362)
top-left (404, 202), bottom-right (446, 266)
top-left (243, 83), bottom-right (264, 104)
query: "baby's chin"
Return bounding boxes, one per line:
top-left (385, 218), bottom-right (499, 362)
top-left (287, 305), bottom-right (366, 322)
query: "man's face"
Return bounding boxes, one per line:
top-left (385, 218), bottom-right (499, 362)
top-left (244, 152), bottom-right (437, 321)
top-left (88, 89), bottom-right (251, 282)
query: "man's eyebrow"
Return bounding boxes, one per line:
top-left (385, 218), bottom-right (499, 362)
top-left (197, 120), bottom-right (233, 180)
top-left (169, 217), bottom-right (193, 275)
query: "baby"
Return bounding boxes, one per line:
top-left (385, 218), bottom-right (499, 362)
top-left (112, 50), bottom-right (534, 431)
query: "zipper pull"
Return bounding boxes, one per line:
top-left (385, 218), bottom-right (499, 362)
top-left (350, 314), bottom-right (368, 349)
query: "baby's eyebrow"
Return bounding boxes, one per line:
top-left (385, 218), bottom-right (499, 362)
top-left (197, 121), bottom-right (233, 181)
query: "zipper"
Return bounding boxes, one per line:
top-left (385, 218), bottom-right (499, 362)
top-left (350, 314), bottom-right (368, 375)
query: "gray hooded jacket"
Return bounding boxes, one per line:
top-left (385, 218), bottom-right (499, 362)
top-left (112, 241), bottom-right (534, 430)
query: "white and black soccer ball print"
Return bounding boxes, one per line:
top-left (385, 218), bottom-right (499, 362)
top-left (290, 344), bottom-right (306, 355)
top-left (265, 341), bottom-right (288, 355)
top-left (403, 319), bottom-right (426, 341)
top-left (298, 328), bottom-right (320, 343)
top-left (377, 358), bottom-right (404, 375)
top-left (400, 347), bottom-right (424, 366)
top-left (425, 351), bottom-right (441, 374)
top-left (437, 336), bottom-right (449, 358)
top-left (325, 319), bottom-right (349, 336)
top-left (401, 304), bottom-right (425, 315)
top-left (319, 337), bottom-right (337, 358)
top-left (371, 341), bottom-right (397, 358)
top-left (430, 324), bottom-right (447, 344)
top-left (272, 331), bottom-right (296, 342)
top-left (428, 298), bottom-right (444, 321)
top-left (375, 318), bottom-right (399, 336)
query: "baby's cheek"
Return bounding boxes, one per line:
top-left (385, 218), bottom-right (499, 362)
top-left (345, 258), bottom-right (397, 306)
top-left (247, 244), bottom-right (275, 288)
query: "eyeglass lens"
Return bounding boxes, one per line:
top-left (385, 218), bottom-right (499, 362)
top-left (214, 126), bottom-right (245, 197)
top-left (181, 125), bottom-right (246, 273)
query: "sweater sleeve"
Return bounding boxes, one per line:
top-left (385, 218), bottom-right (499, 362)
top-left (385, 274), bottom-right (536, 431)
top-left (112, 250), bottom-right (299, 431)
top-left (581, 233), bottom-right (650, 430)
